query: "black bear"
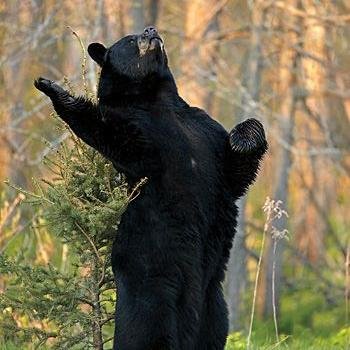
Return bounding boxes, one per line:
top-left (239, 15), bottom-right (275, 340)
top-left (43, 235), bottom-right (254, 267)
top-left (35, 26), bottom-right (267, 350)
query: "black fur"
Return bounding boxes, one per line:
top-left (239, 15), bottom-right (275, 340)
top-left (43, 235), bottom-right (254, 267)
top-left (35, 29), bottom-right (267, 350)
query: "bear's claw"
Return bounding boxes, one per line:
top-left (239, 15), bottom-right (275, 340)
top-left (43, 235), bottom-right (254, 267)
top-left (34, 77), bottom-right (64, 96)
top-left (229, 118), bottom-right (267, 154)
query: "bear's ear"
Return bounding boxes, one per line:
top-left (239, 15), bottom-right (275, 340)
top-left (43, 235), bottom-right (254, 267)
top-left (88, 43), bottom-right (107, 66)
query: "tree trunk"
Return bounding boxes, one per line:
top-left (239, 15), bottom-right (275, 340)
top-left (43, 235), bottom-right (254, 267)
top-left (126, 0), bottom-right (159, 34)
top-left (178, 0), bottom-right (221, 114)
top-left (258, 0), bottom-right (299, 318)
top-left (3, 0), bottom-right (35, 188)
top-left (226, 0), bottom-right (266, 331)
top-left (0, 3), bottom-right (9, 183)
top-left (226, 197), bottom-right (247, 331)
top-left (146, 0), bottom-right (159, 26)
top-left (129, 0), bottom-right (145, 33)
top-left (295, 0), bottom-right (329, 263)
top-left (91, 255), bottom-right (104, 350)
top-left (87, 0), bottom-right (106, 94)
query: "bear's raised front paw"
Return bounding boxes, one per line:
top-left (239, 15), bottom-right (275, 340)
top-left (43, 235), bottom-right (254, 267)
top-left (34, 77), bottom-right (64, 96)
top-left (229, 118), bottom-right (267, 154)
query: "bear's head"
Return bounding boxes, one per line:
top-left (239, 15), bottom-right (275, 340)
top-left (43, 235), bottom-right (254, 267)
top-left (88, 26), bottom-right (176, 106)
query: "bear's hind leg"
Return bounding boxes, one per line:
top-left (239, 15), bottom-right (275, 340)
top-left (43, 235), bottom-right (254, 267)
top-left (113, 285), bottom-right (180, 350)
top-left (196, 281), bottom-right (228, 350)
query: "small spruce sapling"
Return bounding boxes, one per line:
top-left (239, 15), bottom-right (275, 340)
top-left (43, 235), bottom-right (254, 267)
top-left (1, 133), bottom-right (132, 349)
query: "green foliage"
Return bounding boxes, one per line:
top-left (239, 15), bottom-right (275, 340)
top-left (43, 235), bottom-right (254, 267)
top-left (225, 332), bottom-right (246, 350)
top-left (224, 328), bottom-right (350, 350)
top-left (43, 138), bottom-right (128, 248)
top-left (279, 289), bottom-right (345, 337)
top-left (224, 285), bottom-right (349, 350)
top-left (0, 256), bottom-right (86, 348)
top-left (0, 134), bottom-right (131, 349)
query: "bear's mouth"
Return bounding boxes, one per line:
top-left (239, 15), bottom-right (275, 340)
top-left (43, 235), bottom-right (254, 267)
top-left (138, 35), bottom-right (163, 56)
top-left (149, 36), bottom-right (163, 50)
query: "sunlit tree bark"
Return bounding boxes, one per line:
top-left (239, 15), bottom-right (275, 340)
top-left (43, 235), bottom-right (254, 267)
top-left (121, 0), bottom-right (160, 34)
top-left (129, 0), bottom-right (145, 32)
top-left (178, 0), bottom-right (221, 114)
top-left (226, 0), bottom-right (266, 330)
top-left (2, 1), bottom-right (33, 187)
top-left (256, 0), bottom-right (301, 319)
top-left (295, 0), bottom-right (330, 263)
top-left (0, 2), bottom-right (9, 183)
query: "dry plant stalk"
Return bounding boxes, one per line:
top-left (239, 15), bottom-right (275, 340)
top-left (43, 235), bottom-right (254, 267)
top-left (67, 26), bottom-right (89, 98)
top-left (346, 244), bottom-right (350, 348)
top-left (0, 193), bottom-right (25, 235)
top-left (271, 225), bottom-right (289, 343)
top-left (247, 197), bottom-right (288, 349)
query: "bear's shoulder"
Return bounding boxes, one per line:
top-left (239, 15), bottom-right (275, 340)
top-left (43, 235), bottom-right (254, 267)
top-left (186, 106), bottom-right (228, 138)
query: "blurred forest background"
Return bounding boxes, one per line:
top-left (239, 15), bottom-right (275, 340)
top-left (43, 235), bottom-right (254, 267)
top-left (0, 0), bottom-right (349, 349)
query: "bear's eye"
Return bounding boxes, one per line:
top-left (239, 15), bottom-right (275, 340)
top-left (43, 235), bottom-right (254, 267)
top-left (129, 39), bottom-right (135, 44)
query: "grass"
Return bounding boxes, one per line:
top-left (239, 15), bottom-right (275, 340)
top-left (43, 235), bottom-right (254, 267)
top-left (226, 326), bottom-right (350, 350)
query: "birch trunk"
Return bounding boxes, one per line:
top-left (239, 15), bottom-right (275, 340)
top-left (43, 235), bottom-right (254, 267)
top-left (296, 0), bottom-right (329, 263)
top-left (178, 0), bottom-right (221, 114)
top-left (259, 0), bottom-right (299, 318)
top-left (226, 0), bottom-right (265, 330)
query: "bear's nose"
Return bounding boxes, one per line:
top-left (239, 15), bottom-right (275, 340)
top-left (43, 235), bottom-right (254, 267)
top-left (143, 26), bottom-right (158, 38)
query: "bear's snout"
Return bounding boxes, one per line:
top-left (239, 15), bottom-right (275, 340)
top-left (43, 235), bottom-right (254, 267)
top-left (142, 26), bottom-right (162, 44)
top-left (138, 26), bottom-right (163, 55)
top-left (143, 26), bottom-right (158, 38)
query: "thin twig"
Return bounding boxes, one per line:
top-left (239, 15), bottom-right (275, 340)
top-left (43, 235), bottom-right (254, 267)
top-left (127, 177), bottom-right (148, 203)
top-left (4, 180), bottom-right (54, 205)
top-left (67, 26), bottom-right (89, 98)
top-left (75, 222), bottom-right (108, 289)
top-left (75, 222), bottom-right (101, 263)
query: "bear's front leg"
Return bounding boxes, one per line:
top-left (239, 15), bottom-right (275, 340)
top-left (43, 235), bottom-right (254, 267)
top-left (34, 77), bottom-right (95, 120)
top-left (34, 77), bottom-right (115, 159)
top-left (227, 118), bottom-right (268, 198)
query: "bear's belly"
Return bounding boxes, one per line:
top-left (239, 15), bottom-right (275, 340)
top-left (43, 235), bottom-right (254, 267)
top-left (111, 192), bottom-right (206, 285)
top-left (112, 219), bottom-right (203, 276)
